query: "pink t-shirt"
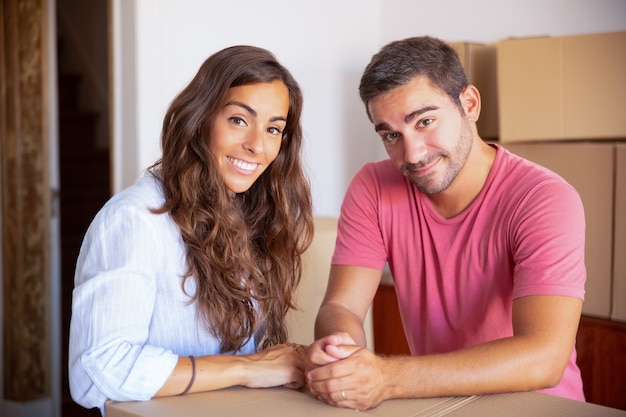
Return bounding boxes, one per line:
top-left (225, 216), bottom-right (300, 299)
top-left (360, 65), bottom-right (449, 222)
top-left (332, 144), bottom-right (586, 401)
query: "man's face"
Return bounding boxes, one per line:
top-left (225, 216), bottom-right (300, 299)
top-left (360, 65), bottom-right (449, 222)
top-left (368, 76), bottom-right (473, 195)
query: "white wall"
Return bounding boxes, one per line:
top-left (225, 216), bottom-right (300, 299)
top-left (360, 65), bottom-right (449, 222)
top-left (112, 0), bottom-right (382, 216)
top-left (381, 0), bottom-right (626, 44)
top-left (113, 0), bottom-right (626, 217)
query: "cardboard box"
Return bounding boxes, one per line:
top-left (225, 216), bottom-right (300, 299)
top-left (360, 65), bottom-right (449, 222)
top-left (449, 42), bottom-right (499, 140)
top-left (613, 144), bottom-right (626, 322)
top-left (497, 31), bottom-right (626, 143)
top-left (105, 386), bottom-right (626, 416)
top-left (504, 142), bottom-right (615, 318)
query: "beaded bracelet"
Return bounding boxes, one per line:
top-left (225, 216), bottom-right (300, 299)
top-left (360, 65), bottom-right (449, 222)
top-left (179, 355), bottom-right (196, 395)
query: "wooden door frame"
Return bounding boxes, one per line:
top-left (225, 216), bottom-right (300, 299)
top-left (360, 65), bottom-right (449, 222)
top-left (1, 0), bottom-right (59, 415)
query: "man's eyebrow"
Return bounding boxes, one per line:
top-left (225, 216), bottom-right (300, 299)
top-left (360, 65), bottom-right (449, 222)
top-left (404, 105), bottom-right (439, 124)
top-left (374, 105), bottom-right (440, 132)
top-left (225, 101), bottom-right (287, 123)
top-left (374, 122), bottom-right (392, 132)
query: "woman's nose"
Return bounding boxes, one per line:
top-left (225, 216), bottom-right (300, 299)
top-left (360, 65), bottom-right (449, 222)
top-left (244, 129), bottom-right (264, 154)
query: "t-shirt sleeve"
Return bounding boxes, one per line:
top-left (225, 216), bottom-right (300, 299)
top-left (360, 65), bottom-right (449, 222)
top-left (511, 178), bottom-right (586, 300)
top-left (332, 164), bottom-right (388, 270)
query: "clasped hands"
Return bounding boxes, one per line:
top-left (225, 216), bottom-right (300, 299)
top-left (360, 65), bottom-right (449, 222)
top-left (296, 332), bottom-right (387, 411)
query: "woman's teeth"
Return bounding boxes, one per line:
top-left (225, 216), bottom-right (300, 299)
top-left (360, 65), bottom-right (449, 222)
top-left (228, 157), bottom-right (257, 172)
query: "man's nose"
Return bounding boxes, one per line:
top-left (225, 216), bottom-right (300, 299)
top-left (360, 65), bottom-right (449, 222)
top-left (404, 135), bottom-right (427, 164)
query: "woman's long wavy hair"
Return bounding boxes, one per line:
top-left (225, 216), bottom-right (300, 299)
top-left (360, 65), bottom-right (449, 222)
top-left (149, 45), bottom-right (314, 353)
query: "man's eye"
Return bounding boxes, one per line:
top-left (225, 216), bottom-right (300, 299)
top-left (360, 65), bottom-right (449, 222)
top-left (382, 132), bottom-right (400, 142)
top-left (418, 118), bottom-right (434, 128)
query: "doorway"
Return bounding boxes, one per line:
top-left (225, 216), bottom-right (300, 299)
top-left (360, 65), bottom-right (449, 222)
top-left (56, 0), bottom-right (110, 415)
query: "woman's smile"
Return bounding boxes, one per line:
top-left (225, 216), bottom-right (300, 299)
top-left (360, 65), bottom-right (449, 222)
top-left (227, 156), bottom-right (259, 173)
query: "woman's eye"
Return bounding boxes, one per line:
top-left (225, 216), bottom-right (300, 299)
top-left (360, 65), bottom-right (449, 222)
top-left (229, 116), bottom-right (247, 126)
top-left (267, 126), bottom-right (283, 136)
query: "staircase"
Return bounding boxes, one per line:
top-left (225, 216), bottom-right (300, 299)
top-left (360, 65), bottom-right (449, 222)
top-left (58, 42), bottom-right (110, 417)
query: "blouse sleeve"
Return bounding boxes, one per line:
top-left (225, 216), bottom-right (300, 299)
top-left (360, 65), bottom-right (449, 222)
top-left (68, 201), bottom-right (179, 410)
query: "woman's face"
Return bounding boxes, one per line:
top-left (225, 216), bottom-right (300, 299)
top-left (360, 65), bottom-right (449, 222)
top-left (209, 81), bottom-right (290, 194)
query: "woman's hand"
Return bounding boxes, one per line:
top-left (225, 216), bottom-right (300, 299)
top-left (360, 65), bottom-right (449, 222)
top-left (242, 343), bottom-right (306, 389)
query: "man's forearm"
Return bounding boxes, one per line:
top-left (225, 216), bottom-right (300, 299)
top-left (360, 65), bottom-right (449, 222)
top-left (314, 302), bottom-right (367, 347)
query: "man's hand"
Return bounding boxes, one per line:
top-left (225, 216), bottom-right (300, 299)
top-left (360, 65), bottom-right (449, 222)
top-left (306, 333), bottom-right (388, 410)
top-left (307, 332), bottom-right (356, 366)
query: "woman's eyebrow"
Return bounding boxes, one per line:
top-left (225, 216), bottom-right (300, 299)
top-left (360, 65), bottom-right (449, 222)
top-left (225, 101), bottom-right (256, 116)
top-left (225, 101), bottom-right (287, 123)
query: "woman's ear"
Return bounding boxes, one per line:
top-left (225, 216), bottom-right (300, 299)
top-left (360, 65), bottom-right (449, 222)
top-left (460, 84), bottom-right (481, 123)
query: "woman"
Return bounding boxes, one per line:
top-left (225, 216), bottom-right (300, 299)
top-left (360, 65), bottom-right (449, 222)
top-left (68, 45), bottom-right (314, 414)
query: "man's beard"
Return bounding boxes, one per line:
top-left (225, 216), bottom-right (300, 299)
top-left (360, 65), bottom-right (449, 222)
top-left (401, 118), bottom-right (473, 195)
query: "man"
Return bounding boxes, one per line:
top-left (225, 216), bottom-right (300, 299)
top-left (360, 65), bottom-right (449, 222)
top-left (306, 36), bottom-right (586, 411)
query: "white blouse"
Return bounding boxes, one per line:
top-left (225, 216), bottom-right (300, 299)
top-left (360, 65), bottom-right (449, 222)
top-left (68, 172), bottom-right (256, 414)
